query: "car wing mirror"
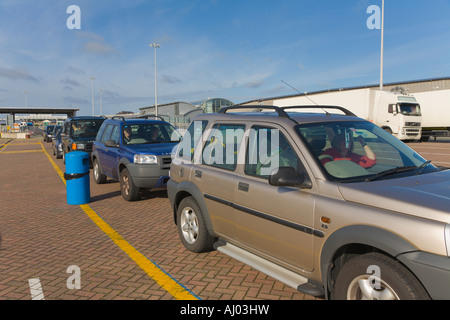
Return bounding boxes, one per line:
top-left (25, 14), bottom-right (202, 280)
top-left (105, 140), bottom-right (119, 148)
top-left (269, 167), bottom-right (310, 188)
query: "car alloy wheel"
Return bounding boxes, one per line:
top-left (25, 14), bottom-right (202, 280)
top-left (346, 275), bottom-right (399, 300)
top-left (334, 252), bottom-right (430, 300)
top-left (120, 168), bottom-right (139, 201)
top-left (93, 159), bottom-right (106, 184)
top-left (180, 206), bottom-right (199, 245)
top-left (176, 197), bottom-right (215, 253)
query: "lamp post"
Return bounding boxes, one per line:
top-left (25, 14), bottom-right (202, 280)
top-left (149, 43), bottom-right (160, 116)
top-left (90, 77), bottom-right (96, 115)
top-left (380, 0), bottom-right (385, 91)
top-left (99, 89), bottom-right (103, 115)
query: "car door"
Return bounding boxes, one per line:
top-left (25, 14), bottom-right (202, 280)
top-left (107, 125), bottom-right (121, 180)
top-left (61, 122), bottom-right (71, 155)
top-left (96, 124), bottom-right (114, 177)
top-left (233, 125), bottom-right (316, 272)
top-left (193, 123), bottom-right (245, 238)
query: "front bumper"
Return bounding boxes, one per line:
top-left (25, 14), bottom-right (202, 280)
top-left (398, 251), bottom-right (450, 300)
top-left (126, 163), bottom-right (170, 189)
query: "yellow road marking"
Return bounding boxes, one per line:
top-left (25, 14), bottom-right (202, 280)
top-left (1, 150), bottom-right (44, 154)
top-left (39, 142), bottom-right (198, 300)
top-left (0, 139), bottom-right (13, 152)
top-left (10, 142), bottom-right (42, 145)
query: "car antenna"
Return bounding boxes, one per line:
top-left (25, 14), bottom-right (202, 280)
top-left (281, 80), bottom-right (330, 116)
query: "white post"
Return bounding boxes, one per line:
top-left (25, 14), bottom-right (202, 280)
top-left (380, 0), bottom-right (385, 91)
top-left (90, 77), bottom-right (96, 115)
top-left (149, 43), bottom-right (160, 116)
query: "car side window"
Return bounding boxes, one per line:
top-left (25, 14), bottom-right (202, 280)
top-left (177, 120), bottom-right (207, 161)
top-left (110, 125), bottom-right (120, 144)
top-left (246, 126), bottom-right (300, 179)
top-left (63, 123), bottom-right (70, 135)
top-left (202, 123), bottom-right (245, 171)
top-left (100, 124), bottom-right (114, 144)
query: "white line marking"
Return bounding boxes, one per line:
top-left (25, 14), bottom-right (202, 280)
top-left (29, 278), bottom-right (45, 300)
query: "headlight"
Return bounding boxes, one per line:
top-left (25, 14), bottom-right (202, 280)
top-left (134, 154), bottom-right (157, 164)
top-left (72, 143), bottom-right (85, 150)
top-left (445, 224), bottom-right (450, 257)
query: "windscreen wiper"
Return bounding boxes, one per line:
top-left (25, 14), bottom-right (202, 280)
top-left (366, 166), bottom-right (418, 182)
top-left (416, 160), bottom-right (432, 175)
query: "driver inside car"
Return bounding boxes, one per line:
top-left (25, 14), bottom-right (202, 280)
top-left (320, 132), bottom-right (377, 168)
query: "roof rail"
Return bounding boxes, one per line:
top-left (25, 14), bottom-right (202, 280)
top-left (219, 105), bottom-right (291, 118)
top-left (281, 105), bottom-right (357, 117)
top-left (135, 115), bottom-right (166, 121)
top-left (111, 116), bottom-right (126, 122)
top-left (110, 115), bottom-right (167, 122)
top-left (219, 104), bottom-right (356, 119)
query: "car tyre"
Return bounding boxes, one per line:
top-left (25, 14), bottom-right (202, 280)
top-left (333, 252), bottom-right (430, 300)
top-left (177, 196), bottom-right (215, 253)
top-left (93, 159), bottom-right (107, 184)
top-left (120, 167), bottom-right (139, 201)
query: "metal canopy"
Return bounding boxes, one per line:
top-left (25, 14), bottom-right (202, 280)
top-left (0, 108), bottom-right (79, 117)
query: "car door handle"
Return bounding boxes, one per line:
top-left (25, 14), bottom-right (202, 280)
top-left (238, 182), bottom-right (249, 192)
top-left (194, 170), bottom-right (202, 178)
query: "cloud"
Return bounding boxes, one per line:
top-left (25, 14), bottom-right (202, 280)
top-left (0, 65), bottom-right (39, 83)
top-left (66, 66), bottom-right (86, 75)
top-left (64, 96), bottom-right (89, 105)
top-left (75, 31), bottom-right (117, 56)
top-left (60, 77), bottom-right (82, 88)
top-left (161, 74), bottom-right (182, 84)
top-left (243, 79), bottom-right (265, 89)
top-left (84, 41), bottom-right (116, 55)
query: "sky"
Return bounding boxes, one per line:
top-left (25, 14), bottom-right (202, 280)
top-left (1, 0), bottom-right (450, 116)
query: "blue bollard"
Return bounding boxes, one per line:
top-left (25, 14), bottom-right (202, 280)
top-left (64, 151), bottom-right (90, 205)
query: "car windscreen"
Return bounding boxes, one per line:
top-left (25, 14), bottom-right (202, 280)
top-left (70, 120), bottom-right (104, 138)
top-left (296, 120), bottom-right (439, 182)
top-left (123, 123), bottom-right (181, 145)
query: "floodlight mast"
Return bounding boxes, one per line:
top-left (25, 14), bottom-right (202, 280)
top-left (149, 43), bottom-right (160, 116)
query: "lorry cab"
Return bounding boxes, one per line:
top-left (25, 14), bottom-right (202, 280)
top-left (374, 92), bottom-right (422, 140)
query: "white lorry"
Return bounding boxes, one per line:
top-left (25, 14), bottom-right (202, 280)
top-left (414, 89), bottom-right (450, 141)
top-left (273, 88), bottom-right (422, 141)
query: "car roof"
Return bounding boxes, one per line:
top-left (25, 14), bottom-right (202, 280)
top-left (106, 116), bottom-right (168, 125)
top-left (66, 116), bottom-right (106, 121)
top-left (192, 105), bottom-right (364, 125)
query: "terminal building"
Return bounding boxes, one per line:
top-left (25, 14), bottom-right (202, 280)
top-left (139, 98), bottom-right (234, 129)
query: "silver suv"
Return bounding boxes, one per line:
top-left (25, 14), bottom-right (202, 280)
top-left (168, 105), bottom-right (450, 300)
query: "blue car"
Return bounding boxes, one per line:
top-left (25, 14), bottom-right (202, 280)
top-left (91, 116), bottom-right (181, 201)
top-left (52, 126), bottom-right (63, 159)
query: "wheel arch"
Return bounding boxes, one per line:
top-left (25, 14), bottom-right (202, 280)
top-left (320, 225), bottom-right (418, 298)
top-left (172, 181), bottom-right (215, 237)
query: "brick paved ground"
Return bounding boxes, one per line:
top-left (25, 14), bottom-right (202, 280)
top-left (0, 136), bottom-right (311, 301)
top-left (1, 135), bottom-right (448, 302)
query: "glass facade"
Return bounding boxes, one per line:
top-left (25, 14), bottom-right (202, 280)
top-left (199, 98), bottom-right (233, 113)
